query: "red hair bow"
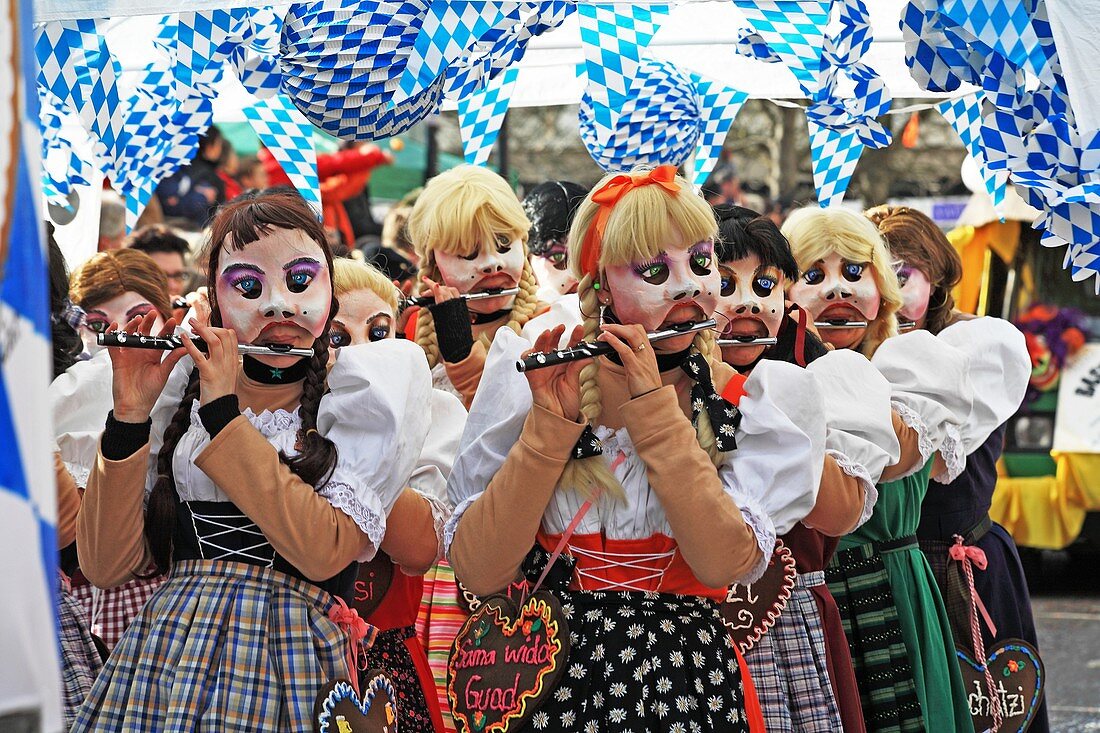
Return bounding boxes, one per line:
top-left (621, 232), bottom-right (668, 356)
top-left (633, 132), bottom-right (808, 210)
top-left (579, 164), bottom-right (681, 278)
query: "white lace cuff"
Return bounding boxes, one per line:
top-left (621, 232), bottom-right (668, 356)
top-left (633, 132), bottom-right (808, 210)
top-left (64, 461), bottom-right (91, 490)
top-left (722, 484), bottom-right (776, 584)
top-left (403, 489), bottom-right (452, 574)
top-left (889, 400), bottom-right (933, 480)
top-left (931, 423), bottom-right (967, 484)
top-left (443, 491), bottom-right (483, 561)
top-left (827, 448), bottom-right (878, 530)
top-left (318, 479), bottom-right (386, 562)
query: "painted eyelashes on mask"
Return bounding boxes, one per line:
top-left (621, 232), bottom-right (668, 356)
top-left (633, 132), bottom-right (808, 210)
top-left (802, 261), bottom-right (872, 329)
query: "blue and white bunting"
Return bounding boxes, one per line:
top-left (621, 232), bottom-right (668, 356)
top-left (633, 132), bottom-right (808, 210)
top-left (937, 92), bottom-right (1007, 215)
top-left (690, 75), bottom-right (748, 189)
top-left (730, 0), bottom-right (830, 95)
top-left (457, 66), bottom-right (519, 166)
top-left (243, 94), bottom-right (321, 215)
top-left (577, 2), bottom-right (671, 144)
top-left (807, 119), bottom-right (864, 208)
top-left (938, 0), bottom-right (1056, 87)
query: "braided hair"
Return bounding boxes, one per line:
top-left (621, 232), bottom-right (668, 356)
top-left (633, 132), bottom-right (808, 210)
top-left (143, 190), bottom-right (339, 575)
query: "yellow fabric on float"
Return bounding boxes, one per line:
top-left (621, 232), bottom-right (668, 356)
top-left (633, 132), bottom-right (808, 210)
top-left (948, 220), bottom-right (1022, 314)
top-left (992, 452), bottom-right (1100, 549)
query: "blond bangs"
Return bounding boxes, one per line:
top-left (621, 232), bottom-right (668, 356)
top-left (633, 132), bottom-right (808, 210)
top-left (332, 258), bottom-right (400, 312)
top-left (568, 168), bottom-right (716, 273)
top-left (408, 165), bottom-right (530, 260)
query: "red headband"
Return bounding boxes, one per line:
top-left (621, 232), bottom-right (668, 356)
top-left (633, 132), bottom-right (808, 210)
top-left (578, 165), bottom-right (681, 279)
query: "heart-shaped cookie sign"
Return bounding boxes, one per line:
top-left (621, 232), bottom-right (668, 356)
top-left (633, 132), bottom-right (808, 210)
top-left (314, 671), bottom-right (398, 733)
top-left (447, 591), bottom-right (570, 733)
top-left (348, 553), bottom-right (394, 619)
top-left (720, 540), bottom-right (797, 653)
top-left (958, 639), bottom-right (1045, 733)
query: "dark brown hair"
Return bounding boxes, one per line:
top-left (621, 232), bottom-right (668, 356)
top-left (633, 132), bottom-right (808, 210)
top-left (865, 205), bottom-right (963, 335)
top-left (144, 189), bottom-right (339, 574)
top-left (70, 248), bottom-right (173, 318)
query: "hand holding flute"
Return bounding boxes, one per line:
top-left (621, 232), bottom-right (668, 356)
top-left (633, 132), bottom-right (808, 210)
top-left (516, 319), bottom-right (717, 372)
top-left (108, 312), bottom-right (188, 423)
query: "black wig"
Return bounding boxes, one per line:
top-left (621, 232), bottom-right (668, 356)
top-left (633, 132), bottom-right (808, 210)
top-left (713, 203), bottom-right (799, 282)
top-left (522, 181), bottom-right (588, 257)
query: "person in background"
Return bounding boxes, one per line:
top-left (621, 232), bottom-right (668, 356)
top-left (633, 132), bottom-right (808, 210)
top-left (218, 145), bottom-right (242, 202)
top-left (155, 126), bottom-right (228, 227)
top-left (261, 142), bottom-right (393, 248)
top-left (126, 224), bottom-right (192, 299)
top-left (237, 155), bottom-right (269, 192)
top-left (98, 191), bottom-right (126, 252)
top-left (521, 180), bottom-right (587, 304)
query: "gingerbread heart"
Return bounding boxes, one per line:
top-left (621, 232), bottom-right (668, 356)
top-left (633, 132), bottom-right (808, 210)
top-left (314, 672), bottom-right (398, 733)
top-left (348, 553), bottom-right (394, 619)
top-left (958, 638), bottom-right (1045, 733)
top-left (720, 540), bottom-right (797, 653)
top-left (447, 591), bottom-right (570, 733)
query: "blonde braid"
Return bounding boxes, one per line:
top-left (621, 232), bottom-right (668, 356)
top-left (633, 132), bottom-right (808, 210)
top-left (504, 258), bottom-right (540, 334)
top-left (690, 329), bottom-right (723, 466)
top-left (556, 275), bottom-right (626, 502)
top-left (414, 258), bottom-right (442, 369)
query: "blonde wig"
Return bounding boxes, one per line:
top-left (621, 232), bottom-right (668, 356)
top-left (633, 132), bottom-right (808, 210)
top-left (333, 257), bottom-right (401, 314)
top-left (406, 165), bottom-right (539, 367)
top-left (782, 206), bottom-right (902, 357)
top-left (562, 167), bottom-right (722, 501)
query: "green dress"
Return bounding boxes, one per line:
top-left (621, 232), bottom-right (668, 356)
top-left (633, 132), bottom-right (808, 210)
top-left (825, 462), bottom-right (972, 733)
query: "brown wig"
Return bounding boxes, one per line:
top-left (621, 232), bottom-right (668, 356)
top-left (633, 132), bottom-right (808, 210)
top-left (69, 248), bottom-right (173, 318)
top-left (865, 205), bottom-right (963, 335)
top-left (144, 189), bottom-right (340, 575)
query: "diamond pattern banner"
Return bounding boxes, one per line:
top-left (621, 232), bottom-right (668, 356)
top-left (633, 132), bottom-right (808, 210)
top-left (580, 56), bottom-right (700, 173)
top-left (808, 119), bottom-right (864, 208)
top-left (457, 66), bottom-right (519, 166)
top-left (937, 92), bottom-right (1007, 215)
top-left (690, 75), bottom-right (748, 189)
top-left (939, 0), bottom-right (1056, 87)
top-left (730, 0), bottom-right (830, 96)
top-left (397, 0), bottom-right (519, 106)
top-left (244, 94), bottom-right (320, 214)
top-left (577, 2), bottom-right (671, 143)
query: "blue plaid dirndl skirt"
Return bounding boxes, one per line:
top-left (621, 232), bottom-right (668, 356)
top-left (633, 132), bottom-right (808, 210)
top-left (72, 559), bottom-right (359, 732)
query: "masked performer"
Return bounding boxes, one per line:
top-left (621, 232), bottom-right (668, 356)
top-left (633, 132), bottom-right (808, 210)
top-left (445, 166), bottom-right (827, 731)
top-left (868, 204), bottom-right (1043, 732)
top-left (714, 205), bottom-right (901, 733)
top-left (522, 180), bottom-right (587, 304)
top-left (406, 165), bottom-right (541, 408)
top-left (73, 190), bottom-right (432, 731)
top-left (786, 205), bottom-right (1020, 732)
top-left (331, 258), bottom-right (465, 732)
top-left (52, 249), bottom-right (176, 651)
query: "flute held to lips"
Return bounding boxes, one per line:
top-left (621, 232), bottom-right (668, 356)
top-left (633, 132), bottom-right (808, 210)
top-left (717, 336), bottom-right (778, 347)
top-left (98, 331), bottom-right (316, 358)
top-left (814, 319), bottom-right (868, 330)
top-left (516, 319), bottom-right (717, 372)
top-left (405, 287), bottom-right (519, 308)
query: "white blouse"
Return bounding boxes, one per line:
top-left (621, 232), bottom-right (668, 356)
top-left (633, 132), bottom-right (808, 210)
top-left (50, 350), bottom-right (114, 488)
top-left (444, 328), bottom-right (829, 583)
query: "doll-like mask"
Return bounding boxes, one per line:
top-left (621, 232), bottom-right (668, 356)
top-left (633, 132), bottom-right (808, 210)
top-left (715, 253), bottom-right (785, 367)
top-left (896, 262), bottom-right (931, 330)
top-left (434, 235), bottom-right (526, 315)
top-left (788, 251), bottom-right (881, 350)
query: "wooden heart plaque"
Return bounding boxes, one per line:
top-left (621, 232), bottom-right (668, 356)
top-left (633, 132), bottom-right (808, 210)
top-left (447, 591), bottom-right (570, 733)
top-left (720, 540), bottom-right (797, 653)
top-left (348, 554), bottom-right (394, 620)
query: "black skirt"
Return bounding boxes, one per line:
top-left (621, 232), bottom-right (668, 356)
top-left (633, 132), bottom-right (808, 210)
top-left (519, 549), bottom-right (750, 732)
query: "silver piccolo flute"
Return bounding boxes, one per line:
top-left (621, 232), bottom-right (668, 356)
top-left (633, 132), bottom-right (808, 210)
top-left (897, 319), bottom-right (917, 332)
top-left (516, 319), bottom-right (717, 372)
top-left (405, 287), bottom-right (519, 308)
top-left (717, 336), bottom-right (779, 347)
top-left (814, 319), bottom-right (868, 329)
top-left (97, 331), bottom-right (315, 358)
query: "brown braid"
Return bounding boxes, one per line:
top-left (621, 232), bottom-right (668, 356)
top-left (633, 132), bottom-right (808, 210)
top-left (283, 331), bottom-right (339, 487)
top-left (143, 368), bottom-right (200, 576)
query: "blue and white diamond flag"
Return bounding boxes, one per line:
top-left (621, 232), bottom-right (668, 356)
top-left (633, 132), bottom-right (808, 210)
top-left (457, 66), bottom-right (519, 166)
top-left (577, 2), bottom-right (671, 144)
top-left (690, 75), bottom-right (748, 189)
top-left (808, 118), bottom-right (864, 208)
top-left (937, 92), bottom-right (1007, 215)
top-left (730, 0), bottom-right (830, 96)
top-left (939, 0), bottom-right (1056, 87)
top-left (244, 94), bottom-right (321, 214)
top-left (397, 0), bottom-right (519, 106)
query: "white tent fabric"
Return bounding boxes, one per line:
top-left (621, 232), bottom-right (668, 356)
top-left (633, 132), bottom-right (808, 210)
top-left (76, 1), bottom-right (963, 122)
top-left (1046, 0), bottom-right (1100, 135)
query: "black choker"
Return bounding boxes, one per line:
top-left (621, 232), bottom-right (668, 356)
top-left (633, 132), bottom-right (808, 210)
top-left (243, 354), bottom-right (310, 384)
top-left (470, 309), bottom-right (511, 325)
